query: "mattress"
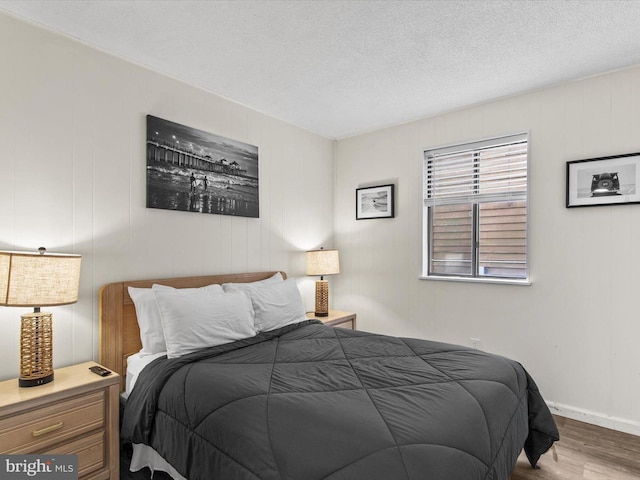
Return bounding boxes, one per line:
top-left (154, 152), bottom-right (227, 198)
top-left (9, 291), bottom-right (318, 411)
top-left (121, 321), bottom-right (558, 480)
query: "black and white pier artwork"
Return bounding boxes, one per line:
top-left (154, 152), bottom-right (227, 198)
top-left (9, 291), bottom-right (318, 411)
top-left (146, 115), bottom-right (259, 218)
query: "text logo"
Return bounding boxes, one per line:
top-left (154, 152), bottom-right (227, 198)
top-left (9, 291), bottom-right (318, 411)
top-left (0, 455), bottom-right (78, 479)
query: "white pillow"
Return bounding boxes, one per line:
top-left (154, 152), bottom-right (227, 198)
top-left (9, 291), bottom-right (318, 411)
top-left (128, 286), bottom-right (167, 355)
top-left (234, 277), bottom-right (307, 332)
top-left (153, 287), bottom-right (256, 359)
top-left (221, 272), bottom-right (283, 292)
top-left (128, 283), bottom-right (224, 355)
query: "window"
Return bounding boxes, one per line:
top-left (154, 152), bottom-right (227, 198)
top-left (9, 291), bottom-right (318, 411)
top-left (422, 133), bottom-right (528, 282)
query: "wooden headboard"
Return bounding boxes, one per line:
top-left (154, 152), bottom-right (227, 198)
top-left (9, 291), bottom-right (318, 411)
top-left (99, 271), bottom-right (286, 390)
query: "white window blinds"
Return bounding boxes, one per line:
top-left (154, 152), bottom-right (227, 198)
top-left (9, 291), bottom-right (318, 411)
top-left (424, 133), bottom-right (528, 207)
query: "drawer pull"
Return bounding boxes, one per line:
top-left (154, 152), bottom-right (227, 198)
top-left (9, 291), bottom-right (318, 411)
top-left (32, 422), bottom-right (64, 437)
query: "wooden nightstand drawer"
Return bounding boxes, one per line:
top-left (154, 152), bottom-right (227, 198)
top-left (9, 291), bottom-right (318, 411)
top-left (308, 310), bottom-right (357, 330)
top-left (0, 390), bottom-right (104, 454)
top-left (333, 318), bottom-right (354, 329)
top-left (44, 430), bottom-right (106, 479)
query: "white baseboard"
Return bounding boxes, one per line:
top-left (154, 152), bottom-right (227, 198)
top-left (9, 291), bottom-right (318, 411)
top-left (547, 401), bottom-right (640, 437)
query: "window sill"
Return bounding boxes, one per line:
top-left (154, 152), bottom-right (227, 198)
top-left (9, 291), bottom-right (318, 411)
top-left (419, 275), bottom-right (531, 286)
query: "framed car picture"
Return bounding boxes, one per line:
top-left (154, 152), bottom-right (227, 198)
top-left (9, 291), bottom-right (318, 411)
top-left (356, 184), bottom-right (395, 219)
top-left (566, 153), bottom-right (640, 208)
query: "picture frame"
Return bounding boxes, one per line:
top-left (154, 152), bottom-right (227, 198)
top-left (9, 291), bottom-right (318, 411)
top-left (566, 152), bottom-right (640, 208)
top-left (356, 184), bottom-right (395, 220)
top-left (146, 115), bottom-right (259, 218)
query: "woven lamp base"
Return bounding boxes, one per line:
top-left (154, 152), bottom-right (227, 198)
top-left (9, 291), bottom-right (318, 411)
top-left (314, 280), bottom-right (329, 317)
top-left (19, 311), bottom-right (54, 387)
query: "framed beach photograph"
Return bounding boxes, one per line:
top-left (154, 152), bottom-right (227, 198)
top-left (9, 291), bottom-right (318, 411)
top-left (566, 152), bottom-right (640, 208)
top-left (146, 115), bottom-right (259, 218)
top-left (356, 184), bottom-right (395, 220)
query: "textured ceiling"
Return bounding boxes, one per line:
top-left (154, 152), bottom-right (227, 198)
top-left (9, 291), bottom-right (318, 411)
top-left (2, 0), bottom-right (640, 139)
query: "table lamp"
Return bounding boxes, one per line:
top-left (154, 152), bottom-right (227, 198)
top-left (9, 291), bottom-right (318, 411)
top-left (306, 247), bottom-right (339, 317)
top-left (0, 247), bottom-right (81, 387)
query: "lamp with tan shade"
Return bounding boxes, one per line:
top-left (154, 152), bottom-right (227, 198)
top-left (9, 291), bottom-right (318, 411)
top-left (306, 247), bottom-right (339, 317)
top-left (0, 247), bottom-right (81, 387)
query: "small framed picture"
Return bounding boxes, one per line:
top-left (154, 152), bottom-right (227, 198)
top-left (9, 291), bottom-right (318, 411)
top-left (356, 184), bottom-right (395, 220)
top-left (566, 153), bottom-right (640, 208)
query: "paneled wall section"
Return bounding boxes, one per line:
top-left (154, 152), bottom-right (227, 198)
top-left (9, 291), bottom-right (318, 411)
top-left (334, 67), bottom-right (640, 434)
top-left (0, 14), bottom-right (335, 380)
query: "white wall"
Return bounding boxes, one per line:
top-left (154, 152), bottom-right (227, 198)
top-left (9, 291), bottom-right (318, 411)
top-left (334, 67), bottom-right (640, 435)
top-left (0, 14), bottom-right (335, 380)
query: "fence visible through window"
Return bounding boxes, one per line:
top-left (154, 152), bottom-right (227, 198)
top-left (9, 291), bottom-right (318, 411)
top-left (423, 133), bottom-right (528, 281)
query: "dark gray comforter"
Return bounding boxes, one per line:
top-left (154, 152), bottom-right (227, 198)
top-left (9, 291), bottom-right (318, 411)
top-left (122, 321), bottom-right (558, 480)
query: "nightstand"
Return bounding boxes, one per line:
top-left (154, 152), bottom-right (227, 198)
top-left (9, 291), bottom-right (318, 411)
top-left (307, 310), bottom-right (357, 330)
top-left (0, 361), bottom-right (120, 480)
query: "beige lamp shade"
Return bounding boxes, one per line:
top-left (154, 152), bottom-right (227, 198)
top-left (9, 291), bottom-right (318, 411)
top-left (0, 250), bottom-right (82, 307)
top-left (306, 249), bottom-right (340, 277)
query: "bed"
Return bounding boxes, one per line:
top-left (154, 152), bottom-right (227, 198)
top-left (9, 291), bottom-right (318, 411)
top-left (99, 271), bottom-right (559, 480)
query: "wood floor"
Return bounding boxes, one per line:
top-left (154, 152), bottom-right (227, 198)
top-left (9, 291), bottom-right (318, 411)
top-left (510, 415), bottom-right (640, 480)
